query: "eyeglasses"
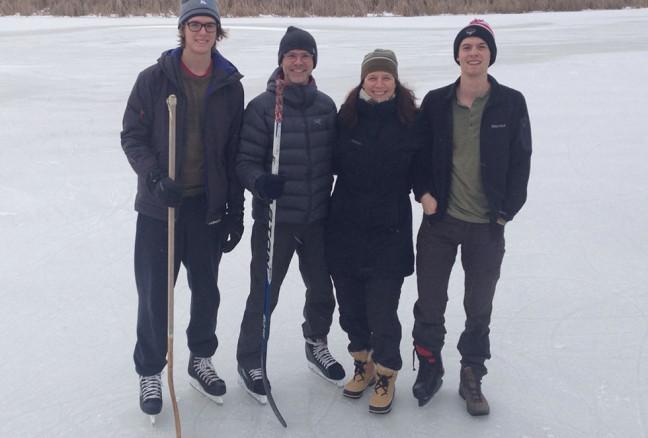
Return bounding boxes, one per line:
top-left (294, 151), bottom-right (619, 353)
top-left (186, 21), bottom-right (218, 33)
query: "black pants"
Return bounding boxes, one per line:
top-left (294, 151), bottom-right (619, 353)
top-left (413, 215), bottom-right (505, 374)
top-left (333, 271), bottom-right (404, 370)
top-left (133, 195), bottom-right (223, 377)
top-left (236, 220), bottom-right (335, 369)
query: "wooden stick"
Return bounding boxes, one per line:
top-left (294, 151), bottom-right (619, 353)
top-left (166, 94), bottom-right (181, 438)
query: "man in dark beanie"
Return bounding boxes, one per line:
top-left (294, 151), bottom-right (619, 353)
top-left (121, 0), bottom-right (244, 418)
top-left (453, 18), bottom-right (497, 66)
top-left (235, 26), bottom-right (345, 404)
top-left (412, 18), bottom-right (531, 415)
top-left (278, 25), bottom-right (318, 67)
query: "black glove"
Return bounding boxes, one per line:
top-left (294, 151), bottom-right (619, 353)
top-left (148, 170), bottom-right (183, 208)
top-left (255, 174), bottom-right (286, 201)
top-left (221, 213), bottom-right (244, 253)
top-left (425, 212), bottom-right (442, 225)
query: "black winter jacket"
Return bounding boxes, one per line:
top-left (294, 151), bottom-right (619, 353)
top-left (236, 69), bottom-right (336, 224)
top-left (327, 98), bottom-right (420, 277)
top-left (413, 75), bottom-right (532, 223)
top-left (121, 48), bottom-right (245, 223)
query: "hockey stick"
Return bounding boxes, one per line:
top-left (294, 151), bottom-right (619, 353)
top-left (166, 94), bottom-right (182, 438)
top-left (260, 78), bottom-right (287, 428)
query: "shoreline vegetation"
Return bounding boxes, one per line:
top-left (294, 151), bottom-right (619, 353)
top-left (1, 0), bottom-right (647, 17)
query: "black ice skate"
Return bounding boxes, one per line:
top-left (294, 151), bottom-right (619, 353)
top-left (139, 373), bottom-right (162, 423)
top-left (188, 354), bottom-right (226, 404)
top-left (238, 364), bottom-right (268, 405)
top-left (305, 337), bottom-right (346, 386)
top-left (412, 345), bottom-right (444, 407)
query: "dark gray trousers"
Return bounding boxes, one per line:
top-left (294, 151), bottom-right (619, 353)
top-left (133, 195), bottom-right (223, 377)
top-left (413, 214), bottom-right (505, 374)
top-left (236, 220), bottom-right (336, 369)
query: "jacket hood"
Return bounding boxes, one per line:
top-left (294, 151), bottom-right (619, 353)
top-left (157, 47), bottom-right (242, 89)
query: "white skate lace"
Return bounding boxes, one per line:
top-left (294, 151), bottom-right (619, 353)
top-left (140, 374), bottom-right (162, 401)
top-left (193, 357), bottom-right (221, 385)
top-left (248, 368), bottom-right (263, 381)
top-left (311, 342), bottom-right (337, 369)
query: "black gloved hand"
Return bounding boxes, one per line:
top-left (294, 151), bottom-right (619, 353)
top-left (425, 212), bottom-right (442, 225)
top-left (255, 174), bottom-right (286, 201)
top-left (221, 213), bottom-right (244, 253)
top-left (148, 170), bottom-right (183, 208)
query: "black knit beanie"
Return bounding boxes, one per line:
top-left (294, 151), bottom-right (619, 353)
top-left (277, 26), bottom-right (318, 68)
top-left (453, 19), bottom-right (497, 66)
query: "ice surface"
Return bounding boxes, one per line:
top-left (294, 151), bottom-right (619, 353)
top-left (1, 9), bottom-right (647, 438)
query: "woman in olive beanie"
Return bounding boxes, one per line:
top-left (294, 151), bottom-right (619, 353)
top-left (327, 48), bottom-right (420, 415)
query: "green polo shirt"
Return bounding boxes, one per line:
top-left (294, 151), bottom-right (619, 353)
top-left (180, 62), bottom-right (211, 197)
top-left (446, 93), bottom-right (491, 224)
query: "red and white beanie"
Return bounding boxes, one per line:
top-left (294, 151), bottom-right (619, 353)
top-left (453, 19), bottom-right (497, 66)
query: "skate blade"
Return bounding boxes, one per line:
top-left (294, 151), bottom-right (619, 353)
top-left (149, 415), bottom-right (157, 425)
top-left (417, 396), bottom-right (432, 407)
top-left (307, 362), bottom-right (345, 387)
top-left (237, 375), bottom-right (267, 405)
top-left (414, 378), bottom-right (443, 407)
top-left (189, 379), bottom-right (224, 405)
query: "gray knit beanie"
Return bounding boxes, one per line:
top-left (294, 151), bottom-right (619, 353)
top-left (178, 0), bottom-right (220, 27)
top-left (361, 49), bottom-right (398, 82)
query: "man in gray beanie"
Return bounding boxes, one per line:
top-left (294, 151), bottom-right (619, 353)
top-left (412, 18), bottom-right (531, 416)
top-left (121, 0), bottom-right (244, 418)
top-left (235, 26), bottom-right (346, 404)
top-left (178, 0), bottom-right (220, 25)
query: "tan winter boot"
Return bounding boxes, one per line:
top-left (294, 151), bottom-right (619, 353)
top-left (343, 350), bottom-right (375, 398)
top-left (368, 363), bottom-right (397, 414)
top-left (459, 366), bottom-right (490, 416)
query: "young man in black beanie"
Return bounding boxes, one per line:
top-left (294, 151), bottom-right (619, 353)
top-left (235, 26), bottom-right (345, 404)
top-left (121, 0), bottom-right (244, 416)
top-left (412, 19), bottom-right (532, 415)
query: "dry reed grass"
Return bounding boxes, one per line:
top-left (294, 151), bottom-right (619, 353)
top-left (0, 0), bottom-right (646, 16)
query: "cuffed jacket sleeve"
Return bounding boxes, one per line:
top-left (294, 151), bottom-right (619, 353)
top-left (225, 84), bottom-right (245, 218)
top-left (412, 98), bottom-right (436, 202)
top-left (236, 95), bottom-right (271, 200)
top-left (121, 68), bottom-right (161, 179)
top-left (500, 93), bottom-right (532, 221)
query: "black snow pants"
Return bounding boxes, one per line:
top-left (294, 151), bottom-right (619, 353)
top-left (332, 271), bottom-right (404, 370)
top-left (133, 195), bottom-right (223, 377)
top-left (236, 220), bottom-right (336, 369)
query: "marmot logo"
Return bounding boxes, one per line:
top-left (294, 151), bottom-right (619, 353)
top-left (491, 124), bottom-right (506, 128)
top-left (466, 28), bottom-right (476, 36)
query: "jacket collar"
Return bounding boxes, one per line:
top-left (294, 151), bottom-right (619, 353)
top-left (357, 93), bottom-right (397, 119)
top-left (266, 67), bottom-right (318, 109)
top-left (158, 47), bottom-right (242, 92)
top-left (444, 74), bottom-right (502, 105)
